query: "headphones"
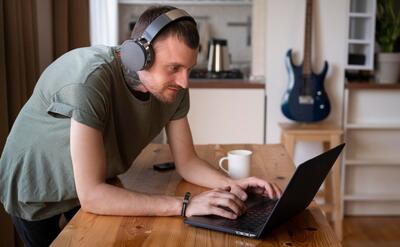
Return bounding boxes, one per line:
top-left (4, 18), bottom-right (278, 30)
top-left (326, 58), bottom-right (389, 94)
top-left (120, 8), bottom-right (195, 72)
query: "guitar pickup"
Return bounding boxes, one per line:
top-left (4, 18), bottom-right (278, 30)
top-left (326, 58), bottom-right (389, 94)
top-left (299, 96), bottom-right (314, 104)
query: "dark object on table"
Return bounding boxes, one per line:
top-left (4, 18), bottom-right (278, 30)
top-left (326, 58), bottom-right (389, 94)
top-left (153, 162), bottom-right (175, 171)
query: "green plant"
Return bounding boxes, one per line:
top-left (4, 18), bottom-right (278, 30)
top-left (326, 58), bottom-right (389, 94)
top-left (376, 0), bottom-right (400, 52)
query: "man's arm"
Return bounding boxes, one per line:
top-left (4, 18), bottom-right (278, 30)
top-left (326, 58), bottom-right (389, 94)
top-left (165, 117), bottom-right (233, 190)
top-left (166, 117), bottom-right (282, 201)
top-left (70, 118), bottom-right (244, 219)
top-left (70, 118), bottom-right (182, 216)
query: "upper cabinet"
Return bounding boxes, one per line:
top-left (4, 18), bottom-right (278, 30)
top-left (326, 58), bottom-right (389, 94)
top-left (118, 0), bottom-right (251, 4)
top-left (345, 0), bottom-right (376, 70)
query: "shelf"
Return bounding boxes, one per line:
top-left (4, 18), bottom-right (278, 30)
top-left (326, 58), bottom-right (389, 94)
top-left (342, 0), bottom-right (399, 216)
top-left (349, 13), bottom-right (373, 18)
top-left (348, 39), bottom-right (371, 44)
top-left (346, 0), bottom-right (376, 71)
top-left (345, 83), bottom-right (400, 90)
top-left (345, 123), bottom-right (400, 129)
top-left (344, 194), bottom-right (400, 202)
top-left (349, 0), bottom-right (375, 15)
top-left (345, 64), bottom-right (373, 70)
top-left (346, 159), bottom-right (400, 166)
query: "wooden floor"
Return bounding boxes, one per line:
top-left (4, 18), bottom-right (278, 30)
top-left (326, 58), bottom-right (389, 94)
top-left (342, 216), bottom-right (400, 247)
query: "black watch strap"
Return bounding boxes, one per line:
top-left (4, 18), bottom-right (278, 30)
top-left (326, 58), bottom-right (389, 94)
top-left (181, 192), bottom-right (191, 217)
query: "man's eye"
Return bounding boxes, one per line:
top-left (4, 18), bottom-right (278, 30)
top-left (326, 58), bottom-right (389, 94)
top-left (169, 66), bottom-right (179, 72)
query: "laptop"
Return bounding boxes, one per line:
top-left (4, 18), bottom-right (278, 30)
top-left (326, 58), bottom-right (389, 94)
top-left (184, 143), bottom-right (345, 238)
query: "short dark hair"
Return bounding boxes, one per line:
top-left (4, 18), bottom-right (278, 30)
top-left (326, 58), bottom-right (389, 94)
top-left (131, 5), bottom-right (199, 49)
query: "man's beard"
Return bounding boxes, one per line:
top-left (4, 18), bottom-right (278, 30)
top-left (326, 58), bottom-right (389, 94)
top-left (151, 87), bottom-right (179, 104)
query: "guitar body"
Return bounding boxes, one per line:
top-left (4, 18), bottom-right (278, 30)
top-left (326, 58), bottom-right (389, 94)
top-left (281, 49), bottom-right (330, 122)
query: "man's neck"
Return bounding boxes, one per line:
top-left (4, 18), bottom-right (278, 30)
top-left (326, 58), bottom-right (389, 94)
top-left (121, 64), bottom-right (142, 90)
top-left (119, 58), bottom-right (150, 101)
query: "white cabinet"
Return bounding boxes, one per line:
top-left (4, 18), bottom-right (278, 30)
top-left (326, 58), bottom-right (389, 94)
top-left (342, 1), bottom-right (400, 215)
top-left (342, 83), bottom-right (400, 215)
top-left (187, 87), bottom-right (265, 144)
top-left (345, 0), bottom-right (376, 70)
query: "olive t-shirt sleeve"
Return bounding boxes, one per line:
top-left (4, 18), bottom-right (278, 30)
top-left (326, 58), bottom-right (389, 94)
top-left (170, 89), bottom-right (190, 120)
top-left (46, 84), bottom-right (108, 131)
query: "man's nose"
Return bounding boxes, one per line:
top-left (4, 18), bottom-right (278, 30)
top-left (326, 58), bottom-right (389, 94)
top-left (175, 70), bottom-right (189, 89)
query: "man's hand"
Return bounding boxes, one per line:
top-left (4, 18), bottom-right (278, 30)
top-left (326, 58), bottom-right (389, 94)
top-left (185, 186), bottom-right (246, 219)
top-left (228, 177), bottom-right (282, 201)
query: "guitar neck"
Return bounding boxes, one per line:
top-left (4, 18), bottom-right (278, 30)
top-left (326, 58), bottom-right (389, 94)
top-left (303, 0), bottom-right (313, 75)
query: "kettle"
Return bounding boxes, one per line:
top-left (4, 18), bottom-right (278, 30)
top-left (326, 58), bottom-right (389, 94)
top-left (207, 38), bottom-right (230, 72)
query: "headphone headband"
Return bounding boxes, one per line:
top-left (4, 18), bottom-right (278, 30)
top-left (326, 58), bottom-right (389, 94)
top-left (142, 9), bottom-right (194, 43)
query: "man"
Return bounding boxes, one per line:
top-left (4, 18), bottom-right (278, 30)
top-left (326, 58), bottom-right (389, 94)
top-left (0, 5), bottom-right (281, 247)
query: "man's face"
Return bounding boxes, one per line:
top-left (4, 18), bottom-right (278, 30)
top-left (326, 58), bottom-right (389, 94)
top-left (137, 35), bottom-right (198, 103)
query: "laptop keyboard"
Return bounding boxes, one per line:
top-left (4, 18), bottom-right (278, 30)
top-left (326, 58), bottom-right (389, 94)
top-left (217, 195), bottom-right (278, 232)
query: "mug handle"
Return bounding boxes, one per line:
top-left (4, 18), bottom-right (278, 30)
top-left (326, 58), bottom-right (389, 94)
top-left (218, 156), bottom-right (229, 175)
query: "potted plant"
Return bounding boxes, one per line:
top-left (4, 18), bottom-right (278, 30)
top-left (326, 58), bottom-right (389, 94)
top-left (375, 0), bottom-right (400, 83)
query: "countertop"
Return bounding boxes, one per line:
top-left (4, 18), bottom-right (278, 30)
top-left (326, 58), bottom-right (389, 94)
top-left (345, 82), bottom-right (400, 90)
top-left (189, 79), bottom-right (265, 89)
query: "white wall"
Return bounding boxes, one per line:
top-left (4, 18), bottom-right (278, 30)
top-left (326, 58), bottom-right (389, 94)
top-left (251, 0), bottom-right (266, 79)
top-left (264, 0), bottom-right (347, 165)
top-left (188, 88), bottom-right (265, 144)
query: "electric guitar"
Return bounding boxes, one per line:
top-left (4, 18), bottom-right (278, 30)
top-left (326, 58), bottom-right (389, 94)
top-left (281, 0), bottom-right (330, 122)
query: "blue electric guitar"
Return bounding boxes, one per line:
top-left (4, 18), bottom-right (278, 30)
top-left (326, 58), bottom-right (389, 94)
top-left (281, 0), bottom-right (330, 122)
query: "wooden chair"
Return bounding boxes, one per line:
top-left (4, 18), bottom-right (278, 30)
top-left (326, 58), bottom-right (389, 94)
top-left (279, 122), bottom-right (343, 240)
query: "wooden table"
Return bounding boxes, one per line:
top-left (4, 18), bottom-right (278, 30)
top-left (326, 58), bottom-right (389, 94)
top-left (51, 144), bottom-right (341, 246)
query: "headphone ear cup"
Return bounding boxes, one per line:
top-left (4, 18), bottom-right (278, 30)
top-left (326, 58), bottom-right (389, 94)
top-left (120, 39), bottom-right (148, 72)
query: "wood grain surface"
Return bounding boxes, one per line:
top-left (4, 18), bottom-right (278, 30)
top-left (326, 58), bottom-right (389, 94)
top-left (51, 144), bottom-right (341, 247)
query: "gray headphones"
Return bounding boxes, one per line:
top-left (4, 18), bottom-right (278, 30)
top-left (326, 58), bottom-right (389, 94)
top-left (120, 8), bottom-right (195, 72)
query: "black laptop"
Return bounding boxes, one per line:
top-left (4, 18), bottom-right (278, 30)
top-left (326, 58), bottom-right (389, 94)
top-left (184, 143), bottom-right (345, 238)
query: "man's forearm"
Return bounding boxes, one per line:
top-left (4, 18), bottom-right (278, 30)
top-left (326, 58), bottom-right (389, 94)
top-left (176, 156), bottom-right (232, 189)
top-left (79, 183), bottom-right (182, 216)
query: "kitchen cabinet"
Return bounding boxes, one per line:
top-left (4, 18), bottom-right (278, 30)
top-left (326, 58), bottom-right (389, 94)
top-left (342, 83), bottom-right (400, 215)
top-left (187, 81), bottom-right (265, 144)
top-left (118, 0), bottom-right (251, 5)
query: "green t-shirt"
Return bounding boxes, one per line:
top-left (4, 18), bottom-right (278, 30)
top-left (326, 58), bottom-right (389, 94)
top-left (0, 46), bottom-right (189, 220)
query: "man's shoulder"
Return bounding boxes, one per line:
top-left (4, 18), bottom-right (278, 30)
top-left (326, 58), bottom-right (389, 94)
top-left (31, 46), bottom-right (119, 105)
top-left (64, 45), bottom-right (116, 63)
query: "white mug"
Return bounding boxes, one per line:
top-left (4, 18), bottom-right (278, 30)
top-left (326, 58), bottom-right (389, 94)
top-left (218, 150), bottom-right (252, 179)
